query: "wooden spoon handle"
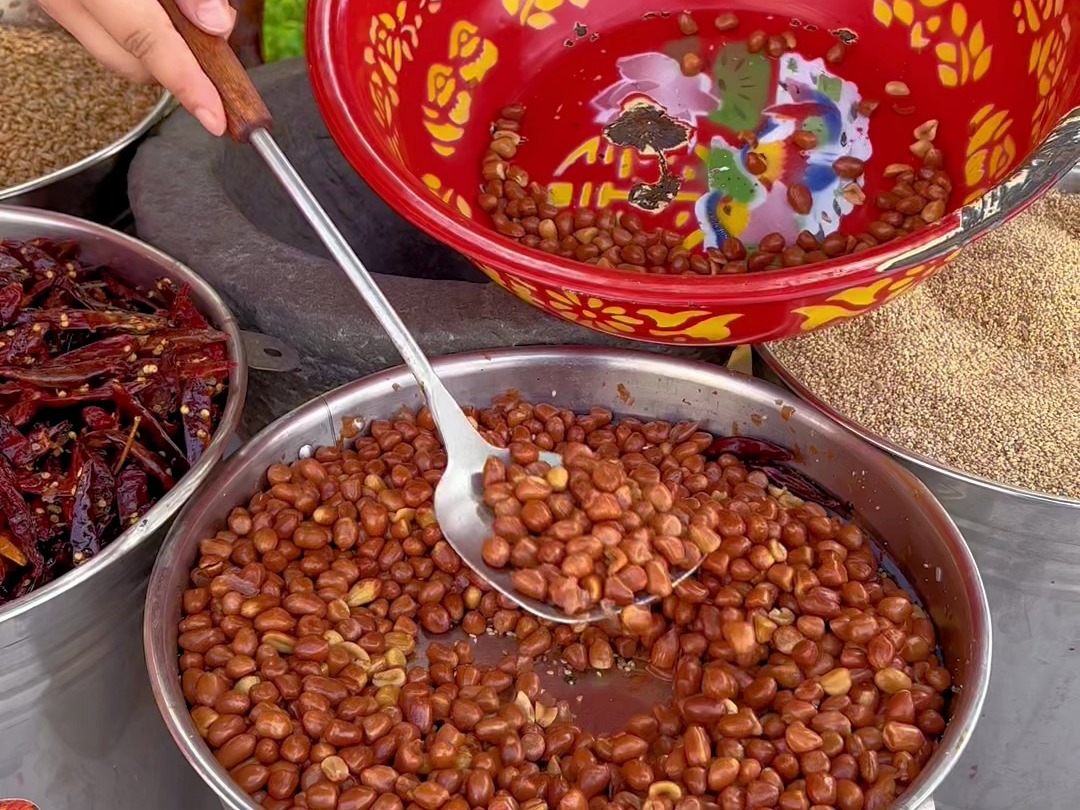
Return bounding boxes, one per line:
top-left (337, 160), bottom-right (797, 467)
top-left (159, 0), bottom-right (273, 141)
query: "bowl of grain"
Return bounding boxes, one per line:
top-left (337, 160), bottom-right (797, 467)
top-left (760, 187), bottom-right (1079, 511)
top-left (0, 7), bottom-right (173, 225)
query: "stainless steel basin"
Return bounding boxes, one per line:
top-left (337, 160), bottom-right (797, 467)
top-left (144, 346), bottom-right (991, 810)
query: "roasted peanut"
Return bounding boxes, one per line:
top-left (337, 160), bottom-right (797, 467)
top-left (179, 399), bottom-right (953, 810)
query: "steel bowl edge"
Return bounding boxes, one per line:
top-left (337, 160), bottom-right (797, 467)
top-left (0, 91), bottom-right (176, 223)
top-left (756, 345), bottom-right (1080, 511)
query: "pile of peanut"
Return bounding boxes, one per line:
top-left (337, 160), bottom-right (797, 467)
top-left (478, 10), bottom-right (955, 277)
top-left (178, 397), bottom-right (953, 810)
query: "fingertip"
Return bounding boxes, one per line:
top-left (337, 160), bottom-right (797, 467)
top-left (180, 0), bottom-right (236, 36)
top-left (193, 104), bottom-right (228, 137)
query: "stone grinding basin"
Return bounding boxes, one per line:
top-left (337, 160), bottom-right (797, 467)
top-left (145, 348), bottom-right (991, 810)
top-left (307, 0), bottom-right (1080, 346)
top-left (128, 60), bottom-right (730, 434)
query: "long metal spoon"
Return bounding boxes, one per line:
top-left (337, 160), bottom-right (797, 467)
top-left (162, 4), bottom-right (702, 623)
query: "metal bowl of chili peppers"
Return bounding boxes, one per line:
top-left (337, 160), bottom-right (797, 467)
top-left (0, 205), bottom-right (247, 809)
top-left (145, 346), bottom-right (990, 810)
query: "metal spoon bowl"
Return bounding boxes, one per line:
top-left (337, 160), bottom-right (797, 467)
top-left (431, 407), bottom-right (708, 624)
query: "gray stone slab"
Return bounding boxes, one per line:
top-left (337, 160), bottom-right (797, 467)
top-left (128, 59), bottom-right (728, 432)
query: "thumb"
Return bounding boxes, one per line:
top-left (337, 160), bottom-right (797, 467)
top-left (175, 0), bottom-right (237, 36)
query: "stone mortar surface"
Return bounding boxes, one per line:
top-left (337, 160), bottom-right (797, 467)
top-left (129, 59), bottom-right (725, 435)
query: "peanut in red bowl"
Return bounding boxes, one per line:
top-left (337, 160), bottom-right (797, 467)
top-left (307, 0), bottom-right (1080, 345)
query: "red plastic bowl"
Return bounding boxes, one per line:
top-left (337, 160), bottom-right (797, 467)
top-left (307, 0), bottom-right (1080, 345)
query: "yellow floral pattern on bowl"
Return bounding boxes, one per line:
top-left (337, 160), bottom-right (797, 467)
top-left (872, 0), bottom-right (992, 86)
top-left (501, 0), bottom-right (590, 30)
top-left (364, 2), bottom-right (425, 130)
top-left (422, 22), bottom-right (499, 157)
top-left (1014, 0), bottom-right (1072, 143)
top-left (962, 105), bottom-right (1017, 203)
top-left (421, 174), bottom-right (473, 217)
top-left (793, 259), bottom-right (952, 331)
top-left (481, 267), bottom-right (746, 342)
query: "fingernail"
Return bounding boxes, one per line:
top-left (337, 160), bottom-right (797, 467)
top-left (193, 106), bottom-right (226, 136)
top-left (194, 0), bottom-right (233, 33)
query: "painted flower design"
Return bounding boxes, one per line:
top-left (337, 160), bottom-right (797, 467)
top-left (365, 3), bottom-right (422, 84)
top-left (696, 55), bottom-right (872, 248)
top-left (873, 0), bottom-right (993, 78)
top-left (386, 130), bottom-right (406, 166)
top-left (962, 104), bottom-right (1017, 202)
top-left (421, 174), bottom-right (473, 217)
top-left (545, 291), bottom-right (645, 334)
top-left (793, 260), bottom-right (946, 331)
top-left (1028, 20), bottom-right (1071, 143)
top-left (873, 0), bottom-right (947, 49)
top-left (641, 310), bottom-right (744, 342)
top-left (363, 2), bottom-right (423, 127)
top-left (485, 270), bottom-right (540, 307)
top-left (933, 5), bottom-right (992, 87)
top-left (590, 53), bottom-right (720, 129)
top-left (1013, 0), bottom-right (1065, 33)
top-left (367, 75), bottom-right (396, 130)
top-left (502, 0), bottom-right (590, 31)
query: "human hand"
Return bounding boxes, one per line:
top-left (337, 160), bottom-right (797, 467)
top-left (37, 0), bottom-right (237, 136)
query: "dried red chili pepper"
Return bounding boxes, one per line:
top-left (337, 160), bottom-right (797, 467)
top-left (0, 455), bottom-right (41, 575)
top-left (706, 437), bottom-right (849, 513)
top-left (14, 308), bottom-right (167, 334)
top-left (108, 381), bottom-right (188, 471)
top-left (753, 464), bottom-right (848, 513)
top-left (0, 283), bottom-right (21, 326)
top-left (116, 467), bottom-right (149, 525)
top-left (0, 324), bottom-right (50, 366)
top-left (0, 414), bottom-right (32, 466)
top-left (0, 249), bottom-right (26, 281)
top-left (48, 334), bottom-right (137, 366)
top-left (68, 448), bottom-right (115, 563)
top-left (82, 430), bottom-right (177, 489)
top-left (5, 240), bottom-right (61, 277)
top-left (179, 378), bottom-right (216, 463)
top-left (81, 407), bottom-right (117, 432)
top-left (0, 238), bottom-right (229, 605)
top-left (0, 358), bottom-right (130, 388)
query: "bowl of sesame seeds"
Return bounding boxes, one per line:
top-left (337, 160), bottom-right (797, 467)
top-left (761, 188), bottom-right (1080, 507)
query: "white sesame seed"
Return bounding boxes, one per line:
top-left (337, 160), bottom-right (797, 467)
top-left (771, 192), bottom-right (1080, 499)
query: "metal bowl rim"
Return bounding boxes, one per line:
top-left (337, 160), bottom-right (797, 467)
top-left (758, 345), bottom-right (1080, 508)
top-left (0, 204), bottom-right (248, 623)
top-left (0, 91), bottom-right (176, 200)
top-left (144, 345), bottom-right (992, 810)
